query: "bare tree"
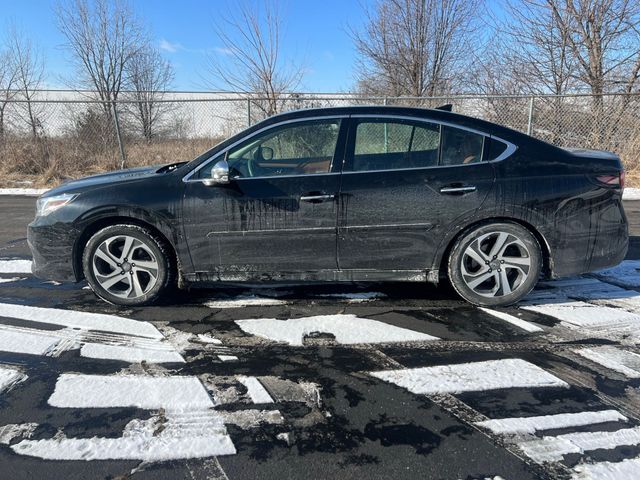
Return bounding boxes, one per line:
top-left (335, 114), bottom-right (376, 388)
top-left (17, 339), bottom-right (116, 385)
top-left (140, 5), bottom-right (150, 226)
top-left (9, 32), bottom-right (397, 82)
top-left (206, 1), bottom-right (304, 118)
top-left (351, 0), bottom-right (482, 100)
top-left (125, 45), bottom-right (174, 141)
top-left (6, 27), bottom-right (45, 139)
top-left (55, 0), bottom-right (146, 115)
top-left (0, 48), bottom-right (18, 141)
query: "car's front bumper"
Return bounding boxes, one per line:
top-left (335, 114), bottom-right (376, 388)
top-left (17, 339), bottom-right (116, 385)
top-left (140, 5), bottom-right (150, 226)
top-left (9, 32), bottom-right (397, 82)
top-left (27, 220), bottom-right (80, 282)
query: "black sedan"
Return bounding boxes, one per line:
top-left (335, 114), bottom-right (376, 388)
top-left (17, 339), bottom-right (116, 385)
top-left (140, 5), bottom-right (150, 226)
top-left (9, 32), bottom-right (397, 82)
top-left (28, 106), bottom-right (628, 306)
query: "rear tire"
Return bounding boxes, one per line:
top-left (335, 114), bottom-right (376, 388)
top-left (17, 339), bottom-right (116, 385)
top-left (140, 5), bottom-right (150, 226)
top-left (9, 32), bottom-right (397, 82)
top-left (82, 224), bottom-right (174, 306)
top-left (447, 222), bottom-right (542, 307)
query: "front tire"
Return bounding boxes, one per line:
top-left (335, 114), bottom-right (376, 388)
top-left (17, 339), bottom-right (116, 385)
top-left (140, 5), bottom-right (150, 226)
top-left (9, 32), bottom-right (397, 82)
top-left (447, 222), bottom-right (542, 307)
top-left (82, 224), bottom-right (174, 306)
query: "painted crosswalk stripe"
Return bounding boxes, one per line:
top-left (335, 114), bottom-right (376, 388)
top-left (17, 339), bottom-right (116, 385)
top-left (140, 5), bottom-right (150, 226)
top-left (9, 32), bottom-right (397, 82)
top-left (572, 456), bottom-right (640, 479)
top-left (476, 410), bottom-right (627, 435)
top-left (237, 376), bottom-right (273, 404)
top-left (519, 426), bottom-right (640, 463)
top-left (370, 358), bottom-right (568, 395)
top-left (479, 308), bottom-right (543, 333)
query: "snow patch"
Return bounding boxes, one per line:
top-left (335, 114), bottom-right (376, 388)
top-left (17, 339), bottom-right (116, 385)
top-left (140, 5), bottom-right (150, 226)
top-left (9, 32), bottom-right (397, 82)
top-left (0, 188), bottom-right (47, 196)
top-left (48, 374), bottom-right (215, 411)
top-left (479, 308), bottom-right (543, 333)
top-left (80, 343), bottom-right (184, 364)
top-left (0, 277), bottom-right (23, 284)
top-left (0, 365), bottom-right (27, 393)
top-left (593, 260), bottom-right (640, 289)
top-left (476, 410), bottom-right (627, 435)
top-left (623, 188), bottom-right (640, 200)
top-left (218, 409), bottom-right (283, 428)
top-left (0, 302), bottom-right (163, 338)
top-left (197, 333), bottom-right (222, 344)
top-left (572, 456), bottom-right (640, 479)
top-left (0, 260), bottom-right (32, 274)
top-left (12, 410), bottom-right (235, 461)
top-left (575, 347), bottom-right (640, 378)
top-left (370, 358), bottom-right (568, 395)
top-left (236, 314), bottom-right (437, 346)
top-left (0, 327), bottom-right (63, 356)
top-left (218, 355), bottom-right (238, 362)
top-left (519, 426), bottom-right (640, 463)
top-left (0, 423), bottom-right (37, 444)
top-left (205, 295), bottom-right (288, 308)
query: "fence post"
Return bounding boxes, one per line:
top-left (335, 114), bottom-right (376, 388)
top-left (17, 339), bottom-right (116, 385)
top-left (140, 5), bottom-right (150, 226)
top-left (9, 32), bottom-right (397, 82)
top-left (527, 96), bottom-right (535, 136)
top-left (247, 99), bottom-right (252, 127)
top-left (112, 101), bottom-right (127, 169)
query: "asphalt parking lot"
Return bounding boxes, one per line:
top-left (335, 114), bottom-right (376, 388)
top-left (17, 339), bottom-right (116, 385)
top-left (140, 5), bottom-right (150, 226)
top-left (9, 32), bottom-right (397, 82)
top-left (2, 195), bottom-right (640, 479)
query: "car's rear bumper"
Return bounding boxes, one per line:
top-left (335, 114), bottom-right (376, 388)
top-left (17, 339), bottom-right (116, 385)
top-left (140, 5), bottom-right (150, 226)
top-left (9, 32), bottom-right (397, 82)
top-left (27, 221), bottom-right (79, 282)
top-left (549, 197), bottom-right (629, 278)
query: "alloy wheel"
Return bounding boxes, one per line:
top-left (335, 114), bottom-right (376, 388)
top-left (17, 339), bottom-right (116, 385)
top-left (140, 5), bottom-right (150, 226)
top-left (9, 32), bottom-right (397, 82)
top-left (460, 231), bottom-right (531, 298)
top-left (91, 235), bottom-right (159, 299)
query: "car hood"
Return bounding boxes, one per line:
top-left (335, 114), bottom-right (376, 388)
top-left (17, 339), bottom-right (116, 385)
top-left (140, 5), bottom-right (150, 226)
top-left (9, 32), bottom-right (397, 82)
top-left (41, 162), bottom-right (185, 197)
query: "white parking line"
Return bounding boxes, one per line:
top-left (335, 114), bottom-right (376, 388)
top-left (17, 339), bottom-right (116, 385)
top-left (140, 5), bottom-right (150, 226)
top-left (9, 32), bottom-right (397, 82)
top-left (479, 308), bottom-right (543, 333)
top-left (575, 346), bottom-right (640, 378)
top-left (572, 456), bottom-right (640, 479)
top-left (370, 358), bottom-right (568, 395)
top-left (519, 426), bottom-right (640, 463)
top-left (236, 314), bottom-right (438, 346)
top-left (237, 376), bottom-right (273, 404)
top-left (476, 410), bottom-right (627, 435)
top-left (0, 302), bottom-right (163, 338)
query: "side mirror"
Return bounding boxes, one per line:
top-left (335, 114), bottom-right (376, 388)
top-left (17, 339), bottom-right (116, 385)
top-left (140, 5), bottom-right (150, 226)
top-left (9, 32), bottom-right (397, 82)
top-left (203, 159), bottom-right (230, 186)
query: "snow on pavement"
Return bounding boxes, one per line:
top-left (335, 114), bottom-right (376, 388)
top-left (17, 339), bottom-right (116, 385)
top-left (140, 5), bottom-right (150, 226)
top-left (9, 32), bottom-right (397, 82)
top-left (574, 346), bottom-right (640, 378)
top-left (237, 376), bottom-right (274, 404)
top-left (622, 188), bottom-right (640, 200)
top-left (476, 410), bottom-right (627, 435)
top-left (592, 260), bottom-right (640, 289)
top-left (236, 314), bottom-right (438, 346)
top-left (0, 277), bottom-right (23, 284)
top-left (0, 365), bottom-right (27, 394)
top-left (370, 358), bottom-right (568, 395)
top-left (0, 188), bottom-right (47, 196)
top-left (518, 426), bottom-right (640, 463)
top-left (0, 260), bottom-right (32, 274)
top-left (572, 456), bottom-right (640, 479)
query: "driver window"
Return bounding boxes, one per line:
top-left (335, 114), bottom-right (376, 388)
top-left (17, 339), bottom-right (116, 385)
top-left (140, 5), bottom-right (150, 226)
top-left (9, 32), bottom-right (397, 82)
top-left (200, 119), bottom-right (341, 179)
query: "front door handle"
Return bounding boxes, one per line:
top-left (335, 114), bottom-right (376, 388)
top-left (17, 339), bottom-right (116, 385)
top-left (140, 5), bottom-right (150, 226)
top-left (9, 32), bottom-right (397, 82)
top-left (300, 194), bottom-right (336, 203)
top-left (439, 185), bottom-right (477, 195)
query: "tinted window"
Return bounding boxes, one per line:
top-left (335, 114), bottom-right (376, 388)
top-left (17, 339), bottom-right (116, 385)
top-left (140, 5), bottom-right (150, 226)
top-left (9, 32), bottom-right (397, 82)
top-left (485, 137), bottom-right (509, 160)
top-left (440, 126), bottom-right (484, 166)
top-left (198, 120), bottom-right (341, 179)
top-left (351, 120), bottom-right (440, 171)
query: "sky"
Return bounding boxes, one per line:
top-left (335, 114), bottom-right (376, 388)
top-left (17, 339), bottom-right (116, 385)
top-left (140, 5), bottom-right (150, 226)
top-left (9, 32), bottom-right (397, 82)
top-left (0, 0), bottom-right (370, 93)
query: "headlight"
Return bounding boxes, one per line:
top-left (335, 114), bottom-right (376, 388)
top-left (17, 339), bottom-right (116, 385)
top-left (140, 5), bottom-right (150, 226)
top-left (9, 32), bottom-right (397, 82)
top-left (36, 193), bottom-right (77, 217)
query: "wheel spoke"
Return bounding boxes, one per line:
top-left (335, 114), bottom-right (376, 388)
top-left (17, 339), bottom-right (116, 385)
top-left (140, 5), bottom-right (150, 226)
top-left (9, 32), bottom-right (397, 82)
top-left (130, 273), bottom-right (144, 297)
top-left (119, 237), bottom-right (135, 261)
top-left (98, 272), bottom-right (125, 290)
top-left (501, 256), bottom-right (530, 266)
top-left (499, 269), bottom-right (512, 295)
top-left (466, 270), bottom-right (495, 290)
top-left (489, 232), bottom-right (509, 258)
top-left (95, 245), bottom-right (119, 269)
top-left (466, 241), bottom-right (489, 265)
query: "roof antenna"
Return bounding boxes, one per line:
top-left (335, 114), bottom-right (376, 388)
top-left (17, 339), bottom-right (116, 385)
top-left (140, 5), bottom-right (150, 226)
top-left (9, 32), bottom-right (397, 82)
top-left (435, 104), bottom-right (453, 112)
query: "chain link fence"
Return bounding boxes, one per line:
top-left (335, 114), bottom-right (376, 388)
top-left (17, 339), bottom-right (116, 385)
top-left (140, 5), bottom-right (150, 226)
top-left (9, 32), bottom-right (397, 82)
top-left (0, 91), bottom-right (639, 185)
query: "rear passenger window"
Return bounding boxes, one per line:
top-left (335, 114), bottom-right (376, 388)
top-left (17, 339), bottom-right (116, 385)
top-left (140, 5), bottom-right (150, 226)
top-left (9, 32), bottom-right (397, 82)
top-left (351, 120), bottom-right (440, 171)
top-left (440, 126), bottom-right (484, 166)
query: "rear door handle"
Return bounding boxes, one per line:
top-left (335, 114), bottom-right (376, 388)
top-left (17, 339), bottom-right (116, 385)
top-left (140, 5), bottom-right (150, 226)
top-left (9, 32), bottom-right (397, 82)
top-left (439, 185), bottom-right (477, 195)
top-left (300, 194), bottom-right (336, 203)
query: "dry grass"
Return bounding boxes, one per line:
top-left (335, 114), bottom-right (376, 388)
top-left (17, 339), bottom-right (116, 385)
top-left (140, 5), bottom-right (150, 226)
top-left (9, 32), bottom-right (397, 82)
top-left (0, 137), bottom-right (221, 188)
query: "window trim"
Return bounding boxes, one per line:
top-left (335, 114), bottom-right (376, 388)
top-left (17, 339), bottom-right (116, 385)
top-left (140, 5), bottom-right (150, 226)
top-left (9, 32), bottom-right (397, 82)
top-left (182, 115), bottom-right (348, 183)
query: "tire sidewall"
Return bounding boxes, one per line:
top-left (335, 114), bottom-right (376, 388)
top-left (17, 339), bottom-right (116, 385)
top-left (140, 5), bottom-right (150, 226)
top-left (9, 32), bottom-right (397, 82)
top-left (447, 222), bottom-right (542, 307)
top-left (82, 224), bottom-right (170, 306)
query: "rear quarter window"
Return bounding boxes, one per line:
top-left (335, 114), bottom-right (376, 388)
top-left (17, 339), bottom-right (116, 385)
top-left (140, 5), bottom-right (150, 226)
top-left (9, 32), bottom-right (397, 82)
top-left (440, 126), bottom-right (484, 166)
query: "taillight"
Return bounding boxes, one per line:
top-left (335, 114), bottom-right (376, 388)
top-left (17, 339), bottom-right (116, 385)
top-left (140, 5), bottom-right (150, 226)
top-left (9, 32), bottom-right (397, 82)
top-left (596, 172), bottom-right (624, 189)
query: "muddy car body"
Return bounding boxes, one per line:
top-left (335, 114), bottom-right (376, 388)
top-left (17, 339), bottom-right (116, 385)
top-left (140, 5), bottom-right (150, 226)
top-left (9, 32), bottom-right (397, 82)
top-left (28, 106), bottom-right (628, 306)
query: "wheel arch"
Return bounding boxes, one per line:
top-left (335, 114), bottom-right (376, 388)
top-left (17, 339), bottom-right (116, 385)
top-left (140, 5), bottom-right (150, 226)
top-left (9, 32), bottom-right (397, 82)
top-left (434, 217), bottom-right (553, 283)
top-left (73, 215), bottom-right (181, 282)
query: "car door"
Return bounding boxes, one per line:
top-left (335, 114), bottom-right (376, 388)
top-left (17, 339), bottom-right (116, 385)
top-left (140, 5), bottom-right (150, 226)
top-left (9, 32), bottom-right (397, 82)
top-left (181, 117), bottom-right (347, 276)
top-left (337, 116), bottom-right (495, 272)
